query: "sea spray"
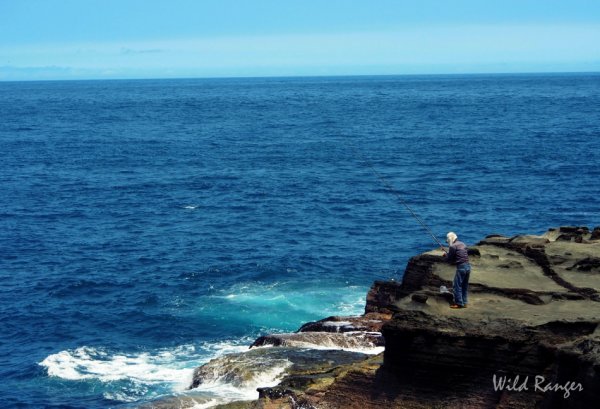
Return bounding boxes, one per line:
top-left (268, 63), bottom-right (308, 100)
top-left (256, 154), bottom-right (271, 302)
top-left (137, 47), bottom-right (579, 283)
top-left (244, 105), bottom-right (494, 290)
top-left (39, 341), bottom-right (252, 402)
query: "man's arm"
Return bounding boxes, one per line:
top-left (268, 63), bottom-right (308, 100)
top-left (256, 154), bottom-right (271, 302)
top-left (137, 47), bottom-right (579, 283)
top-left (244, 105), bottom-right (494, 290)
top-left (446, 245), bottom-right (456, 264)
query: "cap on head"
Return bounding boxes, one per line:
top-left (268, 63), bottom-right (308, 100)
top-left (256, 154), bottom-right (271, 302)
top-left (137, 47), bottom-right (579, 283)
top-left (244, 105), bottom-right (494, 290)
top-left (446, 232), bottom-right (458, 244)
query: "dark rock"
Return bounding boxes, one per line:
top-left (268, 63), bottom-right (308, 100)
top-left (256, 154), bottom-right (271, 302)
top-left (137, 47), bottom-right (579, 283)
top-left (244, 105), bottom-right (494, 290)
top-left (555, 226), bottom-right (591, 243)
top-left (557, 234), bottom-right (573, 241)
top-left (365, 280), bottom-right (406, 314)
top-left (411, 293), bottom-right (428, 304)
top-left (467, 247), bottom-right (481, 257)
top-left (567, 257), bottom-right (600, 272)
top-left (257, 387), bottom-right (316, 408)
top-left (559, 226), bottom-right (589, 234)
top-left (591, 227), bottom-right (600, 240)
top-left (257, 386), bottom-right (296, 400)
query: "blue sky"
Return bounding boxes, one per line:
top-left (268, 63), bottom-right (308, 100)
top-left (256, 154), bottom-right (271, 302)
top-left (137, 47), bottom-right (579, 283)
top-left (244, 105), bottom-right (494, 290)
top-left (1, 0), bottom-right (599, 80)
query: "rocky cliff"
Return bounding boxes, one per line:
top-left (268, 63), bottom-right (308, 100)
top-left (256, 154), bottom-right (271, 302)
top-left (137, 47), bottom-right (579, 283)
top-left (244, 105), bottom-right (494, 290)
top-left (146, 227), bottom-right (600, 409)
top-left (375, 226), bottom-right (600, 409)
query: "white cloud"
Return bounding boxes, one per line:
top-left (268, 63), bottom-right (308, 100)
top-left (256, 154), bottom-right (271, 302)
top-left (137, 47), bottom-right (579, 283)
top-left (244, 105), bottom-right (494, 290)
top-left (1, 24), bottom-right (599, 80)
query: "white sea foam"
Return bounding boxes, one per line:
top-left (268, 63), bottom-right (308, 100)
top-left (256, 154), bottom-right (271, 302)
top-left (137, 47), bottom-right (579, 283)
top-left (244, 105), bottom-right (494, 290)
top-left (191, 360), bottom-right (291, 401)
top-left (312, 343), bottom-right (385, 355)
top-left (40, 346), bottom-right (195, 386)
top-left (216, 280), bottom-right (367, 319)
top-left (40, 336), bottom-right (379, 406)
top-left (200, 339), bottom-right (253, 357)
top-left (293, 343), bottom-right (385, 355)
top-left (39, 279), bottom-right (371, 405)
top-left (189, 399), bottom-right (219, 409)
top-left (322, 320), bottom-right (353, 327)
top-left (39, 339), bottom-right (252, 402)
top-left (251, 333), bottom-right (385, 356)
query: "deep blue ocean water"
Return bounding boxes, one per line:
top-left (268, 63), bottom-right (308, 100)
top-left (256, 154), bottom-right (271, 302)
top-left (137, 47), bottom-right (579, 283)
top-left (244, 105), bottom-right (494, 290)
top-left (1, 74), bottom-right (599, 408)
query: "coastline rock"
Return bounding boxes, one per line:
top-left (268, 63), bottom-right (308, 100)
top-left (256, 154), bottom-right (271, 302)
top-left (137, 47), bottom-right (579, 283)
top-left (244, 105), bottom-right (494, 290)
top-left (250, 331), bottom-right (384, 350)
top-left (248, 313), bottom-right (389, 350)
top-left (297, 313), bottom-right (390, 333)
top-left (371, 226), bottom-right (600, 408)
top-left (180, 226), bottom-right (599, 409)
top-left (190, 347), bottom-right (370, 390)
top-left (591, 227), bottom-right (600, 240)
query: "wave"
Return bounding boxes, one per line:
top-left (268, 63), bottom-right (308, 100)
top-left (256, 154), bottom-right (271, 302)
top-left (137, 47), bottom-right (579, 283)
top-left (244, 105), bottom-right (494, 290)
top-left (215, 281), bottom-right (367, 319)
top-left (191, 359), bottom-right (290, 402)
top-left (40, 345), bottom-right (197, 384)
top-left (39, 340), bottom-right (252, 403)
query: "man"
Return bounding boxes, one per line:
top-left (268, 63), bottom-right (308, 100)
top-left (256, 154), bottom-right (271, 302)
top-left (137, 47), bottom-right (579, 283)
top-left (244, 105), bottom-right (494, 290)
top-left (443, 232), bottom-right (471, 309)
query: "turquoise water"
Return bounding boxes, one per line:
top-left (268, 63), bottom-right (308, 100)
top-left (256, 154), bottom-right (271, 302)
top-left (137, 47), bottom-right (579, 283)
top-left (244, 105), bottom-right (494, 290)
top-left (1, 74), bottom-right (599, 407)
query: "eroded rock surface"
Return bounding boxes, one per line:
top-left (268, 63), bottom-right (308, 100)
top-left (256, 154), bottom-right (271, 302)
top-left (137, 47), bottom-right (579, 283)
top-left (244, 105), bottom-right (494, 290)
top-left (368, 226), bottom-right (600, 408)
top-left (190, 347), bottom-right (370, 390)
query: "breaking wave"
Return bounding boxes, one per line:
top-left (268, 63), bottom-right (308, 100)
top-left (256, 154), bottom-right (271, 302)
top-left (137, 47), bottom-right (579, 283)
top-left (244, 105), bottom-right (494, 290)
top-left (39, 340), bottom-right (252, 403)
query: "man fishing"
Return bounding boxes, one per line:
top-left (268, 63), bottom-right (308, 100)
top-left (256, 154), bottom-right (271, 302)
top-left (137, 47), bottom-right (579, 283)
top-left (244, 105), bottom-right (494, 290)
top-left (443, 232), bottom-right (471, 309)
top-left (352, 143), bottom-right (472, 308)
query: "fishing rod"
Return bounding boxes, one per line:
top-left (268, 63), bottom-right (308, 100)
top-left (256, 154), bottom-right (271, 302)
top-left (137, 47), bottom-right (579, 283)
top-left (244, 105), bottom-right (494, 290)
top-left (347, 139), bottom-right (446, 251)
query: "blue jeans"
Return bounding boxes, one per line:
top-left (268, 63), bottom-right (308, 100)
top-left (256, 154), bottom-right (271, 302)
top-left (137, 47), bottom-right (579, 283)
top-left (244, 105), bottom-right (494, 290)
top-left (453, 263), bottom-right (471, 306)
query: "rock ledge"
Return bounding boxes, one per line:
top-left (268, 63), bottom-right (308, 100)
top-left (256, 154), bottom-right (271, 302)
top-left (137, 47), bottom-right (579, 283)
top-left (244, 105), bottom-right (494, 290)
top-left (152, 227), bottom-right (600, 409)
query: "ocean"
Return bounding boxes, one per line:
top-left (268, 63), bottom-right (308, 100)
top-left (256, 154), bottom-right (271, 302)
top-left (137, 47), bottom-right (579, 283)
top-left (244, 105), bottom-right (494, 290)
top-left (1, 74), bottom-right (599, 408)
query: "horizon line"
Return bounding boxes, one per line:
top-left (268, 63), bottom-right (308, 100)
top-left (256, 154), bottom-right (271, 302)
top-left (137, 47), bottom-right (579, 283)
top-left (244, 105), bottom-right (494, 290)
top-left (1, 70), bottom-right (599, 84)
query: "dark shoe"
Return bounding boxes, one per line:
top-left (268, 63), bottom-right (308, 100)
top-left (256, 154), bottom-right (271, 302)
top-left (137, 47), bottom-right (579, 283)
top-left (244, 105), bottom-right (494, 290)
top-left (449, 304), bottom-right (464, 309)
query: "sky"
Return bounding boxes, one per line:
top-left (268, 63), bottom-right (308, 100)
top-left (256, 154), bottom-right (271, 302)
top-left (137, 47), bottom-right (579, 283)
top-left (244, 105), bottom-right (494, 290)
top-left (1, 0), bottom-right (599, 81)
